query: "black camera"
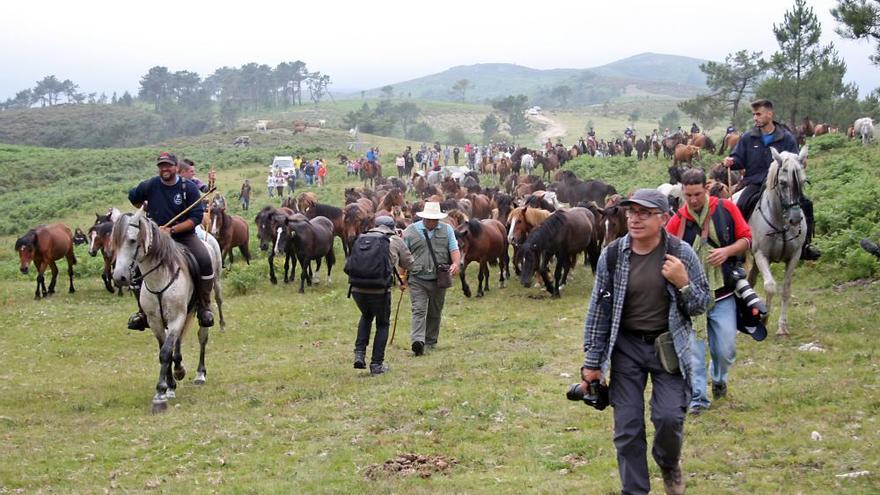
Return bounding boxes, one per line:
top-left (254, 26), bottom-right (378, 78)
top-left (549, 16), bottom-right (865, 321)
top-left (729, 267), bottom-right (767, 317)
top-left (566, 380), bottom-right (609, 410)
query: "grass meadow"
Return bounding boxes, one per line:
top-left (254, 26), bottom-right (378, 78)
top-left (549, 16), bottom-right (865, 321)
top-left (0, 131), bottom-right (878, 494)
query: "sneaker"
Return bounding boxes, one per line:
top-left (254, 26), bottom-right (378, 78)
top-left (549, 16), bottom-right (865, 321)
top-left (687, 405), bottom-right (707, 416)
top-left (661, 461), bottom-right (686, 495)
top-left (712, 382), bottom-right (728, 400)
top-left (412, 341), bottom-right (424, 356)
top-left (369, 363), bottom-right (389, 375)
top-left (801, 244), bottom-right (821, 261)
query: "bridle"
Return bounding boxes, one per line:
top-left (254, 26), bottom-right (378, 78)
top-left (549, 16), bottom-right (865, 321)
top-left (125, 219), bottom-right (181, 330)
top-left (757, 162), bottom-right (804, 244)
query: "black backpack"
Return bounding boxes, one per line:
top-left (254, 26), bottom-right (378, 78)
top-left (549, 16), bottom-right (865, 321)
top-left (344, 232), bottom-right (393, 289)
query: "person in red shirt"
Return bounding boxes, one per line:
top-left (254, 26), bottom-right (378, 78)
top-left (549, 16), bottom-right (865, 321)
top-left (666, 168), bottom-right (751, 415)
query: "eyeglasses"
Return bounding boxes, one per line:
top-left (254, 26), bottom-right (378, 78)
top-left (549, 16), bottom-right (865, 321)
top-left (625, 209), bottom-right (662, 220)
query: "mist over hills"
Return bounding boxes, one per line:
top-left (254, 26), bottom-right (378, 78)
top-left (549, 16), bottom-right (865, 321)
top-left (354, 52), bottom-right (708, 105)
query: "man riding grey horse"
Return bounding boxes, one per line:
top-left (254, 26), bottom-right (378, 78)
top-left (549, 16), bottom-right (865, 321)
top-left (126, 152), bottom-right (215, 330)
top-left (723, 99), bottom-right (821, 261)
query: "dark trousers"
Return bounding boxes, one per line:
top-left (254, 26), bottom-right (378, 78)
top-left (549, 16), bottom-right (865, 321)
top-left (173, 231), bottom-right (213, 279)
top-left (352, 291), bottom-right (392, 364)
top-left (610, 332), bottom-right (690, 495)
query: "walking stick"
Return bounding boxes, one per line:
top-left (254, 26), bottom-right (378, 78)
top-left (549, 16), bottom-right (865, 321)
top-left (161, 186), bottom-right (217, 228)
top-left (389, 287), bottom-right (404, 346)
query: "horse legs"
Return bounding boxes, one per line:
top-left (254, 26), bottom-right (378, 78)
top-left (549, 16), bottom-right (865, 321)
top-left (102, 257), bottom-right (114, 293)
top-left (325, 250), bottom-right (335, 285)
top-left (66, 253), bottom-right (76, 293)
top-left (213, 274), bottom-right (226, 331)
top-left (553, 258), bottom-right (567, 298)
top-left (500, 250), bottom-right (509, 288)
top-left (752, 250), bottom-right (778, 331)
top-left (47, 260), bottom-right (59, 294)
top-left (172, 336), bottom-right (186, 384)
top-left (460, 261), bottom-right (471, 298)
top-left (34, 268), bottom-right (43, 300)
top-left (476, 262), bottom-right (487, 297)
top-left (194, 324), bottom-right (209, 385)
top-left (283, 253), bottom-right (291, 284)
top-left (152, 329), bottom-right (178, 414)
top-left (269, 252), bottom-right (278, 285)
top-left (299, 257), bottom-right (308, 293)
top-left (777, 254), bottom-right (801, 337)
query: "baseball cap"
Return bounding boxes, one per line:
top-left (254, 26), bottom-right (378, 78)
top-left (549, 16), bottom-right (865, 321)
top-left (619, 189), bottom-right (670, 212)
top-left (156, 152), bottom-right (178, 166)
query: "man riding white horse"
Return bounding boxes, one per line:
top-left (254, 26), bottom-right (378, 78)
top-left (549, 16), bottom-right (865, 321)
top-left (126, 152), bottom-right (216, 330)
top-left (723, 99), bottom-right (821, 261)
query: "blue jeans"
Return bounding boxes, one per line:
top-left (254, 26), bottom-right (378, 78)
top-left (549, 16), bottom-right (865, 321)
top-left (690, 296), bottom-right (737, 409)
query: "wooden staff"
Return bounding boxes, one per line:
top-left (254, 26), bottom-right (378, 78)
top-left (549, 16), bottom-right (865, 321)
top-left (161, 186), bottom-right (217, 228)
top-left (388, 288), bottom-right (405, 346)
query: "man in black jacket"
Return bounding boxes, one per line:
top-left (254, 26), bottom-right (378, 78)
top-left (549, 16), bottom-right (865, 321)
top-left (723, 99), bottom-right (820, 260)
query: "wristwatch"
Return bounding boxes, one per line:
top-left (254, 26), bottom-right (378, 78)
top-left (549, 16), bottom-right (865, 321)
top-left (678, 284), bottom-right (692, 298)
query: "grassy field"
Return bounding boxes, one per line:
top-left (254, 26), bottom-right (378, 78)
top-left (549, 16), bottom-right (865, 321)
top-left (1, 134), bottom-right (878, 493)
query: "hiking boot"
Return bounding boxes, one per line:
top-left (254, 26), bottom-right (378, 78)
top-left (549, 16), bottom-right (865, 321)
top-left (412, 341), bottom-right (424, 356)
top-left (369, 363), bottom-right (389, 375)
top-left (687, 405), bottom-right (707, 416)
top-left (353, 350), bottom-right (366, 370)
top-left (196, 277), bottom-right (215, 327)
top-left (661, 461), bottom-right (686, 495)
top-left (801, 244), bottom-right (821, 261)
top-left (861, 239), bottom-right (880, 258)
top-left (127, 311), bottom-right (148, 331)
top-left (712, 382), bottom-right (728, 400)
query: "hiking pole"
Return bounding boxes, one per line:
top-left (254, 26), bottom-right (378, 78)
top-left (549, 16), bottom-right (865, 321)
top-left (389, 287), bottom-right (404, 346)
top-left (161, 186), bottom-right (217, 228)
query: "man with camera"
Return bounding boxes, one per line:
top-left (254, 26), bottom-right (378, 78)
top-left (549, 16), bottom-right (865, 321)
top-left (402, 202), bottom-right (461, 356)
top-left (666, 169), bottom-right (752, 415)
top-left (581, 189), bottom-right (709, 495)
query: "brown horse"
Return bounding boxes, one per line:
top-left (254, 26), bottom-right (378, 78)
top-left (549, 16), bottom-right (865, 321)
top-left (507, 205), bottom-right (552, 276)
top-left (495, 157), bottom-right (512, 184)
top-left (602, 195), bottom-right (628, 246)
top-left (814, 124), bottom-right (829, 136)
top-left (360, 160), bottom-right (380, 188)
top-left (535, 152), bottom-right (560, 181)
top-left (467, 193), bottom-right (493, 220)
top-left (342, 202), bottom-right (374, 254)
top-left (208, 196), bottom-right (251, 267)
top-left (87, 220), bottom-right (120, 294)
top-left (377, 188), bottom-right (404, 212)
top-left (455, 218), bottom-right (509, 297)
top-left (673, 144), bottom-right (701, 167)
top-left (16, 223), bottom-right (77, 299)
top-left (719, 131), bottom-right (741, 155)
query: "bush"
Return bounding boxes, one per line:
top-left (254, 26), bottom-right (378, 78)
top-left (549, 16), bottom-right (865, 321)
top-left (807, 133), bottom-right (850, 151)
top-left (407, 122), bottom-right (434, 141)
top-left (446, 126), bottom-right (466, 146)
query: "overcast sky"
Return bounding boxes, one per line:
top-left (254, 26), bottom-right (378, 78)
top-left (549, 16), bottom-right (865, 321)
top-left (2, 0), bottom-right (877, 100)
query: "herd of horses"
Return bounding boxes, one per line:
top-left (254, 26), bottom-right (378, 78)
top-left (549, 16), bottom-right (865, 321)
top-left (15, 114), bottom-right (874, 411)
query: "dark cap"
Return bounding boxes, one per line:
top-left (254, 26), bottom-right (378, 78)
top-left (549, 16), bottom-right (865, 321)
top-left (374, 215), bottom-right (396, 228)
top-left (620, 189), bottom-right (670, 212)
top-left (156, 152), bottom-right (178, 166)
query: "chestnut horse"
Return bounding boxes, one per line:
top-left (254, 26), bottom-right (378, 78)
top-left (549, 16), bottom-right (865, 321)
top-left (87, 219), bottom-right (121, 294)
top-left (15, 223), bottom-right (77, 299)
top-left (719, 131), bottom-right (741, 155)
top-left (360, 160), bottom-right (380, 188)
top-left (455, 218), bottom-right (509, 297)
top-left (208, 196), bottom-right (251, 267)
top-left (342, 202), bottom-right (374, 254)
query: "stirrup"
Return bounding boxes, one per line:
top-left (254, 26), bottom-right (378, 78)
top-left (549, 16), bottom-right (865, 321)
top-left (127, 311), bottom-right (148, 331)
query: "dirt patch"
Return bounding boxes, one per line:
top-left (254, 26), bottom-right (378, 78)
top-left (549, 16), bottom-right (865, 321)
top-left (364, 453), bottom-right (458, 480)
top-left (530, 114), bottom-right (567, 144)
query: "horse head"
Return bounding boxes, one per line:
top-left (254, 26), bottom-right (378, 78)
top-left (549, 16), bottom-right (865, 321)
top-left (111, 208), bottom-right (151, 285)
top-left (769, 146), bottom-right (808, 228)
top-left (14, 230), bottom-right (38, 274)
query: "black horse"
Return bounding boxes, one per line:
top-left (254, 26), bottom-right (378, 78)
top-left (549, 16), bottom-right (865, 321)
top-left (275, 214), bottom-right (336, 293)
top-left (519, 207), bottom-right (600, 298)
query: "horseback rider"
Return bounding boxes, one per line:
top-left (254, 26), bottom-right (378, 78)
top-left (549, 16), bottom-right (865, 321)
top-left (663, 128), bottom-right (671, 138)
top-left (651, 129), bottom-right (659, 143)
top-left (691, 122), bottom-right (701, 135)
top-left (624, 126), bottom-right (634, 139)
top-left (587, 127), bottom-right (596, 138)
top-left (723, 99), bottom-right (821, 260)
top-left (126, 152), bottom-right (215, 330)
top-left (726, 125), bottom-right (736, 135)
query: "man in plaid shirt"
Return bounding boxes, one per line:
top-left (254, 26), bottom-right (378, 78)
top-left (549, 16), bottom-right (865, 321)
top-left (581, 189), bottom-right (710, 495)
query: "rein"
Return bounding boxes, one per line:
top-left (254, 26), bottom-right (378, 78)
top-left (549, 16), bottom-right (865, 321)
top-left (126, 221), bottom-right (183, 330)
top-left (757, 166), bottom-right (804, 244)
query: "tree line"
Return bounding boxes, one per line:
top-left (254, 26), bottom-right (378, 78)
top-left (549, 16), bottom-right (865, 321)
top-left (679, 0), bottom-right (880, 131)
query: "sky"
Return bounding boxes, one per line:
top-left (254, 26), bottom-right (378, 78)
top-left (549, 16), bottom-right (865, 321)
top-left (2, 0), bottom-right (877, 101)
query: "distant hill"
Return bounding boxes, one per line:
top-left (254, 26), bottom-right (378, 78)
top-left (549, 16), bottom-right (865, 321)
top-left (357, 53), bottom-right (708, 105)
top-left (0, 104), bottom-right (165, 148)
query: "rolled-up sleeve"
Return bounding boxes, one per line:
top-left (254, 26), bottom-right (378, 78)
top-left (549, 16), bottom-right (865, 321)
top-left (446, 224), bottom-right (459, 252)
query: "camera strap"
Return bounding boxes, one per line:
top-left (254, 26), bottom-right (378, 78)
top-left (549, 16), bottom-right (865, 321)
top-left (422, 228), bottom-right (442, 273)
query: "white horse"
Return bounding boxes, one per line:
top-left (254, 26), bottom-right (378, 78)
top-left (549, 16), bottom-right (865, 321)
top-left (112, 208), bottom-right (225, 413)
top-left (521, 153), bottom-right (535, 175)
top-left (854, 117), bottom-right (874, 146)
top-left (748, 146), bottom-right (809, 337)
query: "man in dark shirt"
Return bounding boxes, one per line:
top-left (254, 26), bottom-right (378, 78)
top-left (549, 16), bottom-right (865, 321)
top-left (126, 152), bottom-right (215, 330)
top-left (723, 99), bottom-right (820, 260)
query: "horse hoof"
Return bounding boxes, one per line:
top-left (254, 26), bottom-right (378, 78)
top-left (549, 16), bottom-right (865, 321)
top-left (270, 279), bottom-right (278, 285)
top-left (165, 389), bottom-right (176, 399)
top-left (193, 374), bottom-right (206, 385)
top-left (151, 399), bottom-right (168, 414)
top-left (173, 366), bottom-right (186, 381)
top-left (476, 292), bottom-right (484, 298)
top-left (69, 288), bottom-right (75, 294)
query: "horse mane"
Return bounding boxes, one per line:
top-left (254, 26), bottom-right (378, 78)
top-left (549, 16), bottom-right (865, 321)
top-left (525, 210), bottom-right (566, 248)
top-left (465, 218), bottom-right (483, 236)
top-left (525, 207), bottom-right (552, 225)
top-left (91, 220), bottom-right (114, 237)
top-left (344, 203), bottom-right (364, 223)
top-left (15, 229), bottom-right (38, 250)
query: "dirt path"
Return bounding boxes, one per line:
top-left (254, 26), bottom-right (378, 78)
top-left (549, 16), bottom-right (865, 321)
top-left (529, 113), bottom-right (568, 145)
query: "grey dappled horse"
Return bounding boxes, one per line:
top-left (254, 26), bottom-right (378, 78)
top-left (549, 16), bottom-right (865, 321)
top-left (112, 208), bottom-right (225, 413)
top-left (746, 146), bottom-right (809, 337)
